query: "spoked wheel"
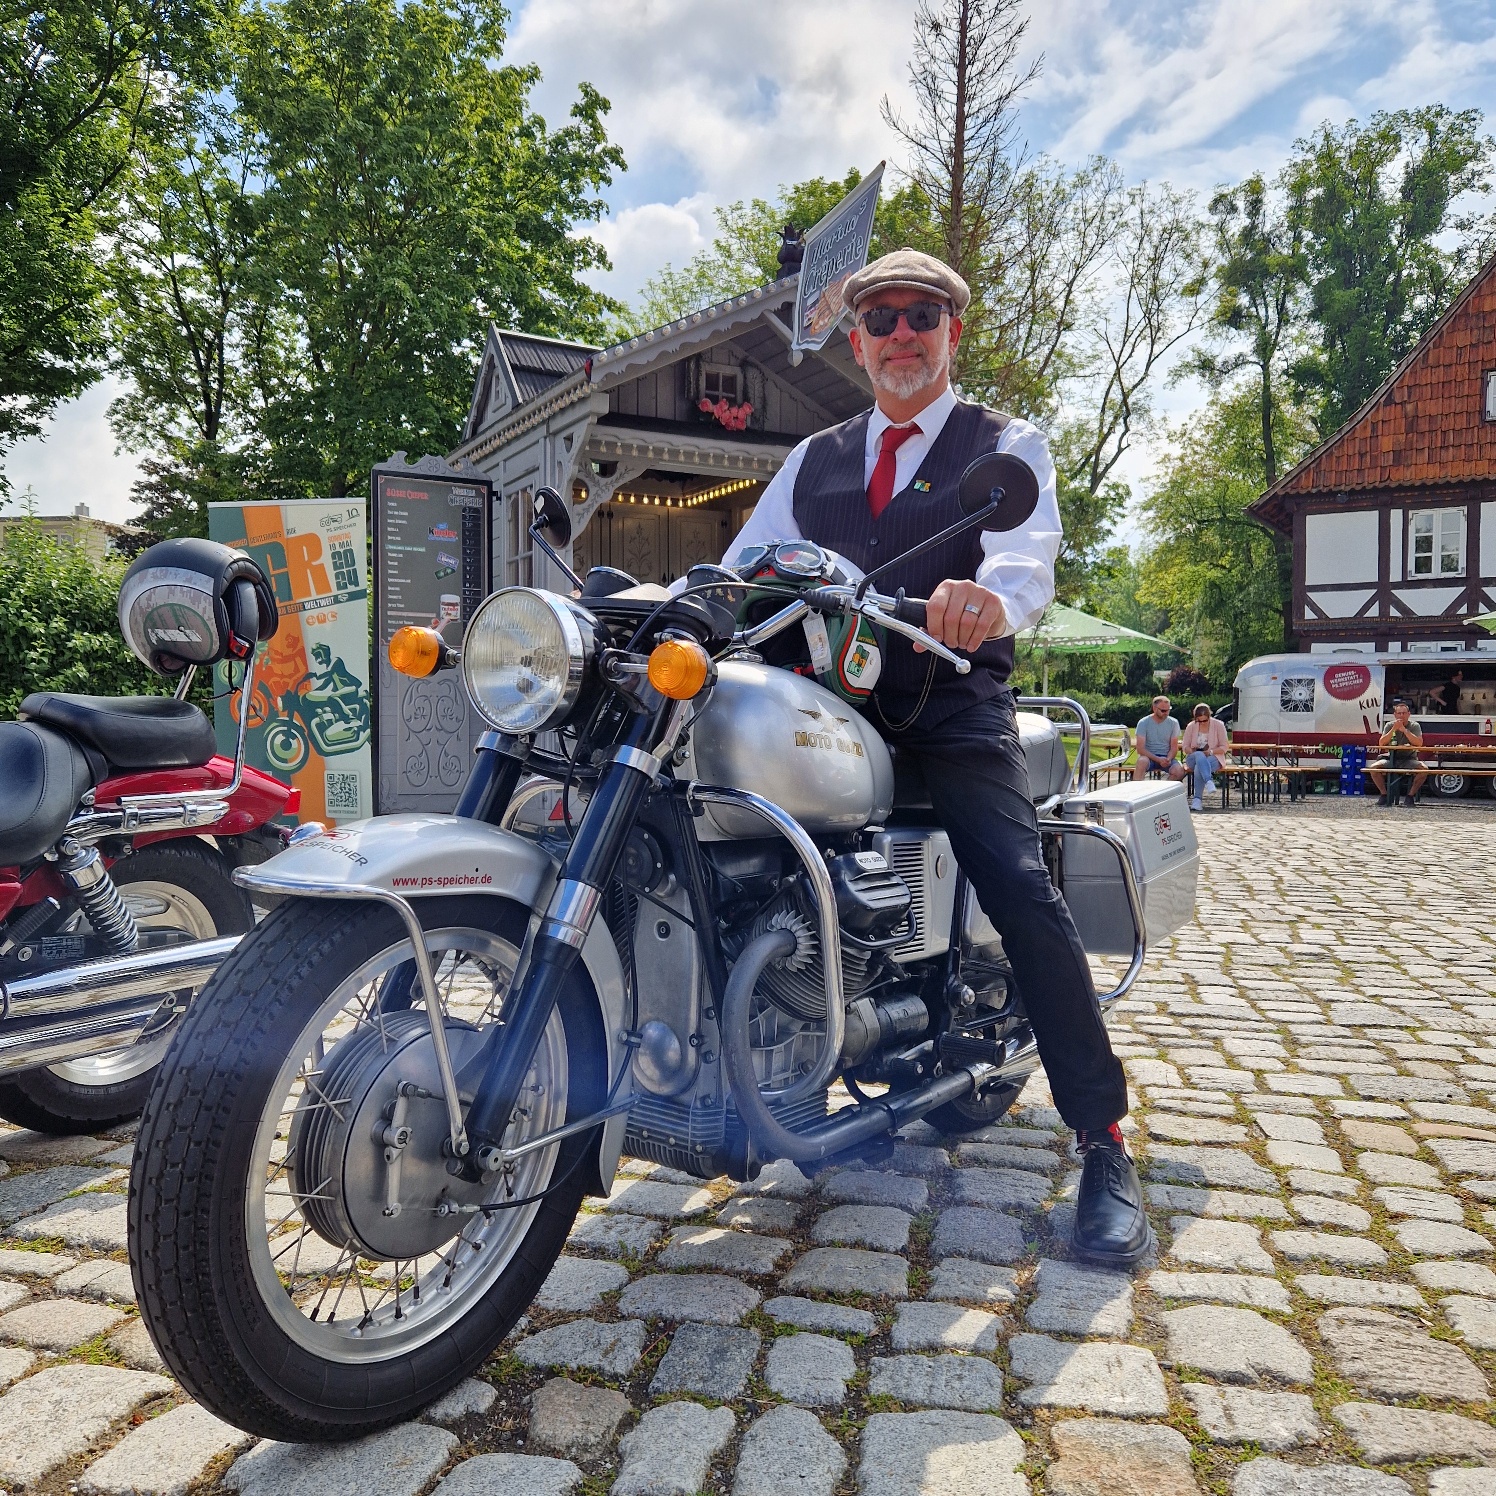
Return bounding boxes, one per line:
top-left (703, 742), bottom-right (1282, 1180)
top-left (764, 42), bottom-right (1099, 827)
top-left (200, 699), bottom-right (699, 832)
top-left (0, 840), bottom-right (254, 1134)
top-left (130, 893), bottom-right (605, 1441)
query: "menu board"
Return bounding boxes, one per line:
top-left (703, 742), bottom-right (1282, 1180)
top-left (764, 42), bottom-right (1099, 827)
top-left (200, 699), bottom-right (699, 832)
top-left (372, 456), bottom-right (493, 813)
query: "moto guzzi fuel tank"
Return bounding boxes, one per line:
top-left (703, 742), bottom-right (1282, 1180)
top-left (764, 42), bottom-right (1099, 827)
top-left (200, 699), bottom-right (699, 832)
top-left (681, 659), bottom-right (895, 839)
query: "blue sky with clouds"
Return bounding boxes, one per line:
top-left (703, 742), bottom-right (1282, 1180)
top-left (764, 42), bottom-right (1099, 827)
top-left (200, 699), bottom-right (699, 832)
top-left (9, 0), bottom-right (1496, 523)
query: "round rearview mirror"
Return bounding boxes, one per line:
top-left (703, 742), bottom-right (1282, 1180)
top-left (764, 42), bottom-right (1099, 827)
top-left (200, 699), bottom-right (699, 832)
top-left (532, 486), bottom-right (573, 546)
top-left (957, 452), bottom-right (1040, 531)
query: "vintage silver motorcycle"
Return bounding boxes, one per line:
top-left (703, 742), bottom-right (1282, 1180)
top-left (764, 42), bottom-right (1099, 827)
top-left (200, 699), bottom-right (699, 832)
top-left (130, 454), bottom-right (1197, 1439)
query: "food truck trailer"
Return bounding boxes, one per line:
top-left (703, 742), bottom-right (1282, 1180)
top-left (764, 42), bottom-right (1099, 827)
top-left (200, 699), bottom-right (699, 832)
top-left (1229, 653), bottom-right (1496, 799)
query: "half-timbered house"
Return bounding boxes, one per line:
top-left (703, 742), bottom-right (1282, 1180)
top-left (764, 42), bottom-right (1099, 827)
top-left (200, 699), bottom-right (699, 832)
top-left (1250, 250), bottom-right (1496, 656)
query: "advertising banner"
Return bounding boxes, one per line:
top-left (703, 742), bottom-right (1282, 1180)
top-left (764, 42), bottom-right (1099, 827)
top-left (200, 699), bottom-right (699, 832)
top-left (792, 162), bottom-right (884, 353)
top-left (208, 499), bottom-right (372, 824)
top-left (371, 454), bottom-right (493, 814)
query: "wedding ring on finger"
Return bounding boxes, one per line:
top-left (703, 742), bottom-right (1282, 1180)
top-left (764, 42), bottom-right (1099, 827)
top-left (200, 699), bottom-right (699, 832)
top-left (963, 603), bottom-right (982, 616)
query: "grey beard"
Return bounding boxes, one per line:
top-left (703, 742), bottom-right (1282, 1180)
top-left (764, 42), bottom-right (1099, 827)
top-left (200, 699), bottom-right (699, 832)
top-left (869, 346), bottom-right (948, 403)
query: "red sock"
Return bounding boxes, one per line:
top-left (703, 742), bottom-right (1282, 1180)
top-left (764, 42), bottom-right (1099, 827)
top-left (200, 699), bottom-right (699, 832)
top-left (1079, 1122), bottom-right (1128, 1153)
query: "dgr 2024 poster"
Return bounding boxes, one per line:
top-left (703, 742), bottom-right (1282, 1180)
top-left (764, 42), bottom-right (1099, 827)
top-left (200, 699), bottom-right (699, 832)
top-left (208, 499), bottom-right (372, 825)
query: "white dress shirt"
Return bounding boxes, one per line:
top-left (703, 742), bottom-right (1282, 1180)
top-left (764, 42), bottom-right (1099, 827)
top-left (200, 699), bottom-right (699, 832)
top-left (721, 383), bottom-right (1060, 636)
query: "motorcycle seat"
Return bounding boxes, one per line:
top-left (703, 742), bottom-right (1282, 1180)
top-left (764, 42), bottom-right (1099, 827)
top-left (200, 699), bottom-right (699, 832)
top-left (888, 713), bottom-right (1075, 812)
top-left (18, 693), bottom-right (217, 773)
top-left (0, 721), bottom-right (99, 865)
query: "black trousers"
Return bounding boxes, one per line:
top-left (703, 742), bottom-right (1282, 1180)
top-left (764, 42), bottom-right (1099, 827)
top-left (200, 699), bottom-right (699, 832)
top-left (887, 691), bottom-right (1129, 1132)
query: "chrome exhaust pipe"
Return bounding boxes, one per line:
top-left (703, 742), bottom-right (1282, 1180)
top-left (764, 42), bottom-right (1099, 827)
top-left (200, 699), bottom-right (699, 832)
top-left (0, 936), bottom-right (238, 1072)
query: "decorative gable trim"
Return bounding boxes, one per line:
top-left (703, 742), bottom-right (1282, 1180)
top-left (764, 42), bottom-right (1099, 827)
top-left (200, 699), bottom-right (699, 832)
top-left (464, 324), bottom-right (517, 439)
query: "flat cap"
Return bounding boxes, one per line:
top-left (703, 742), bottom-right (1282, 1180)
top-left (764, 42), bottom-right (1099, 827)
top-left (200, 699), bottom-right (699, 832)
top-left (842, 248), bottom-right (970, 315)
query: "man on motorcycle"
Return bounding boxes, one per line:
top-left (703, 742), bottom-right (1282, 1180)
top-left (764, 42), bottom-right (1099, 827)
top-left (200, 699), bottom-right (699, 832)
top-left (723, 248), bottom-right (1148, 1266)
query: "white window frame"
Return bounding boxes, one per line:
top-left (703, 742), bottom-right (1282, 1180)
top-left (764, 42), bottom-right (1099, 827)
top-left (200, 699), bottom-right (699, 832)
top-left (1484, 369), bottom-right (1496, 422)
top-left (1407, 507), bottom-right (1465, 579)
top-left (702, 363), bottom-right (741, 405)
top-left (505, 487), bottom-right (533, 587)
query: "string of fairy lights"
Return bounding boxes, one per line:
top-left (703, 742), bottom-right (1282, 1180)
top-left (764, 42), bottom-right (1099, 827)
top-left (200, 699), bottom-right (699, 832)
top-left (609, 477), bottom-right (758, 510)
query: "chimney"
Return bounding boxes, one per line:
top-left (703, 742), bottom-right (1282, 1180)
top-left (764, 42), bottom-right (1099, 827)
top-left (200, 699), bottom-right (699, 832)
top-left (73, 503), bottom-right (89, 519)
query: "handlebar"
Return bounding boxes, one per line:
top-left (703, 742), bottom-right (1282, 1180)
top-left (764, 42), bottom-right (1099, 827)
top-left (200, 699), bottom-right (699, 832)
top-left (740, 584), bottom-right (967, 673)
top-left (891, 593), bottom-right (927, 627)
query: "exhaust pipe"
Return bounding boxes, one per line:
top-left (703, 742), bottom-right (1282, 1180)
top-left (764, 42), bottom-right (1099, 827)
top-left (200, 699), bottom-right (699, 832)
top-left (721, 929), bottom-right (1011, 1165)
top-left (0, 937), bottom-right (238, 1073)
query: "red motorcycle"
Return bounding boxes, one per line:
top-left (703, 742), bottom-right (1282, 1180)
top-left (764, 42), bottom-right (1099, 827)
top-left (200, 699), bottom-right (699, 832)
top-left (0, 538), bottom-right (293, 1132)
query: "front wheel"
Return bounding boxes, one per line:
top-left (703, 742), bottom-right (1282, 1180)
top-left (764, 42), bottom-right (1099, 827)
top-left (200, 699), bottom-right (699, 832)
top-left (130, 893), bottom-right (605, 1441)
top-left (0, 840), bottom-right (254, 1134)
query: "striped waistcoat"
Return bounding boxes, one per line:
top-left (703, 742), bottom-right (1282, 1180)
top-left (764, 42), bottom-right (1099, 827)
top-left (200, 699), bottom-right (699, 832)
top-left (792, 400), bottom-right (1014, 733)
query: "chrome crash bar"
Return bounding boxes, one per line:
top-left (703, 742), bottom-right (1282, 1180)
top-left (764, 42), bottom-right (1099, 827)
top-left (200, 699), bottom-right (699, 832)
top-left (685, 782), bottom-right (845, 1105)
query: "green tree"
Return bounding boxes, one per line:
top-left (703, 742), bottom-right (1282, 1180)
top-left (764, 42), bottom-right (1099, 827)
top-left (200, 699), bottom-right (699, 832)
top-left (1286, 106), bottom-right (1493, 436)
top-left (106, 75), bottom-right (263, 537)
top-left (1191, 174), bottom-right (1310, 643)
top-left (1196, 174), bottom-right (1308, 488)
top-left (0, 0), bottom-right (216, 480)
top-left (1138, 383), bottom-right (1315, 680)
top-left (106, 0), bottom-right (626, 514)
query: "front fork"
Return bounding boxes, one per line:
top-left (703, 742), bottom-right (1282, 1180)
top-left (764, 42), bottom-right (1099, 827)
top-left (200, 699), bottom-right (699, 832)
top-left (452, 710), bottom-right (674, 1176)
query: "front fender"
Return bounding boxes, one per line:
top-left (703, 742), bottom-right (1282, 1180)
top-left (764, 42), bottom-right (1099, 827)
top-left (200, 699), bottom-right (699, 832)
top-left (239, 814), bottom-right (630, 1191)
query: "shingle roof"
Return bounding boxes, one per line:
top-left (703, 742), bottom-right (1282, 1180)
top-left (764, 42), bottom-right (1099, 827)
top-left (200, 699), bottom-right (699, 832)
top-left (1251, 249), bottom-right (1496, 532)
top-left (496, 331), bottom-right (596, 403)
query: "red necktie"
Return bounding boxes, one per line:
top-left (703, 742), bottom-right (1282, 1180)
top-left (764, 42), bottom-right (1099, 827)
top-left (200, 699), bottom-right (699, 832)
top-left (867, 422), bottom-right (922, 519)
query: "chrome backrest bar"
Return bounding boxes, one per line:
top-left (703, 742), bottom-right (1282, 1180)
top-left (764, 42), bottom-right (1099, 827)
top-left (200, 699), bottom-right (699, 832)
top-left (1016, 695), bottom-right (1092, 795)
top-left (124, 655), bottom-right (257, 810)
top-left (69, 656), bottom-right (261, 843)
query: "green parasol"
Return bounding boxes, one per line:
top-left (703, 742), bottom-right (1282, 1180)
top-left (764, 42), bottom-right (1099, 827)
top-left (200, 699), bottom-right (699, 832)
top-left (1474, 614), bottom-right (1496, 634)
top-left (1022, 604), bottom-right (1183, 694)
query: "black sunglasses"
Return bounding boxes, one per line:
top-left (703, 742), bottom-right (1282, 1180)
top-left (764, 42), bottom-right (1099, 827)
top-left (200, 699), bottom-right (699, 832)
top-left (858, 300), bottom-right (949, 337)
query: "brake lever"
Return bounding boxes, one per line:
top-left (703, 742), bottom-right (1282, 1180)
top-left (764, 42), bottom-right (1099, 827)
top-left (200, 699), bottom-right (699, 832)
top-left (861, 600), bottom-right (972, 674)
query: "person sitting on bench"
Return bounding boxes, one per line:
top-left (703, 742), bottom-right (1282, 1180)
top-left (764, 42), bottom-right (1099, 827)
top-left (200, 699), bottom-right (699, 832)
top-left (1181, 701), bottom-right (1230, 812)
top-left (1132, 695), bottom-right (1188, 784)
top-left (1368, 699), bottom-right (1429, 805)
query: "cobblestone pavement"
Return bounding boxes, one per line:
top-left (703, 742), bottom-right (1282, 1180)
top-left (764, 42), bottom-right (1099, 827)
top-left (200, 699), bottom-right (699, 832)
top-left (0, 798), bottom-right (1493, 1495)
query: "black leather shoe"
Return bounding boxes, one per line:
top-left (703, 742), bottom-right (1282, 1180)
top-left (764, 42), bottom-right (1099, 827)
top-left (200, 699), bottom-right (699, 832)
top-left (1072, 1135), bottom-right (1153, 1267)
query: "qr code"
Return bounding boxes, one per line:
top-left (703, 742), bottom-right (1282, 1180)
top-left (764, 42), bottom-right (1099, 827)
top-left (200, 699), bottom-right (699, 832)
top-left (325, 771), bottom-right (361, 816)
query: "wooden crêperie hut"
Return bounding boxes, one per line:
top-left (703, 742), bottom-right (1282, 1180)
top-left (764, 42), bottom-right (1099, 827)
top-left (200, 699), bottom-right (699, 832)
top-left (447, 274), bottom-right (875, 589)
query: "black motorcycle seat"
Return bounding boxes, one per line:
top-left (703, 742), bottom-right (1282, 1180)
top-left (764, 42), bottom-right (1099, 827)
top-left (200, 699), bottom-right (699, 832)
top-left (889, 713), bottom-right (1075, 812)
top-left (18, 693), bottom-right (217, 772)
top-left (0, 721), bottom-right (99, 865)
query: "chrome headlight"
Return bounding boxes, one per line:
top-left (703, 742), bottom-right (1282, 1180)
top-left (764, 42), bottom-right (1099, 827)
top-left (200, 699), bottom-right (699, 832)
top-left (461, 588), bottom-right (590, 733)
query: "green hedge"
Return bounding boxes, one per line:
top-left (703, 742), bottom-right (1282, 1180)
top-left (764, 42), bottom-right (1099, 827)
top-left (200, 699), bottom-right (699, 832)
top-left (1027, 691), bottom-right (1233, 731)
top-left (0, 523), bottom-right (160, 718)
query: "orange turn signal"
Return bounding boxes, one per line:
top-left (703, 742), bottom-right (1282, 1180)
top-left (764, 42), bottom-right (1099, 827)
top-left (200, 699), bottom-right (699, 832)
top-left (647, 638), bottom-right (711, 699)
top-left (389, 626), bottom-right (444, 678)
